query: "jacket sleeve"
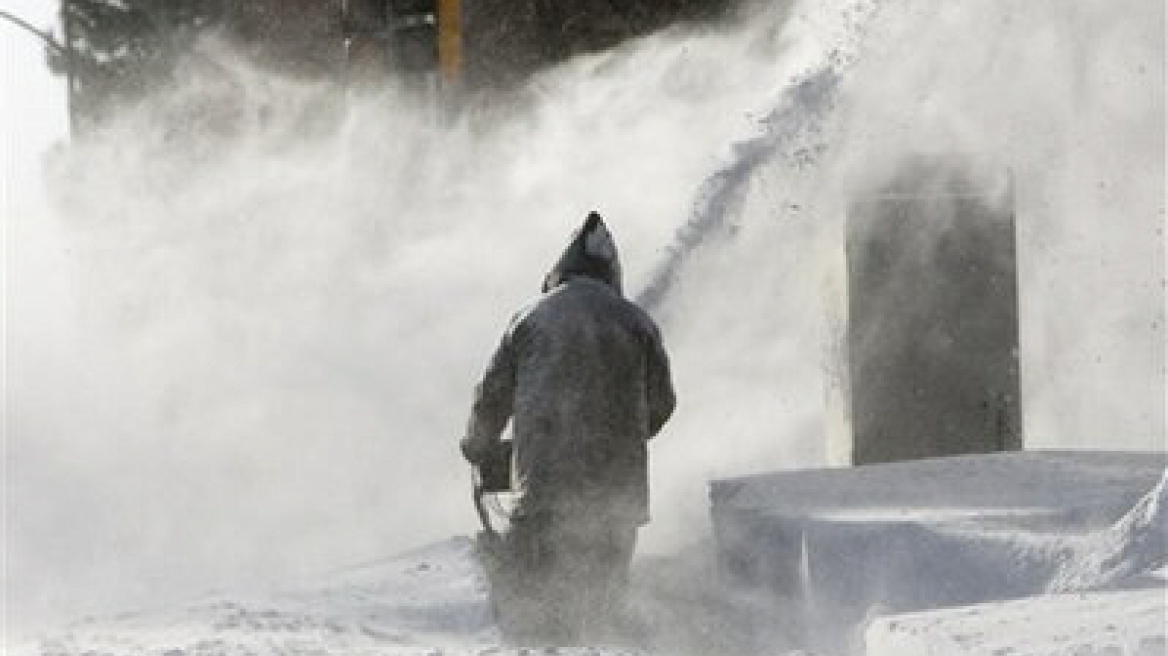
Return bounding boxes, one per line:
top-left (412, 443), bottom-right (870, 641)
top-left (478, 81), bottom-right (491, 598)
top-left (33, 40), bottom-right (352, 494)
top-left (463, 319), bottom-right (519, 459)
top-left (646, 323), bottom-right (676, 438)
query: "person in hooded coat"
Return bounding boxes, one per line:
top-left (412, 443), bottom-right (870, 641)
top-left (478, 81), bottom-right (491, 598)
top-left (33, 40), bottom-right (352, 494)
top-left (461, 211), bottom-right (676, 643)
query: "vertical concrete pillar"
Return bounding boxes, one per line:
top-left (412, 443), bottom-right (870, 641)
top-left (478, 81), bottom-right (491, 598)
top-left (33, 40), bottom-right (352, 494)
top-left (827, 158), bottom-right (1023, 465)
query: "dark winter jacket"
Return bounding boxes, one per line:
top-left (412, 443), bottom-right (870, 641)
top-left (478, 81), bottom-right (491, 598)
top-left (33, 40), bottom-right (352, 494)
top-left (464, 213), bottom-right (675, 525)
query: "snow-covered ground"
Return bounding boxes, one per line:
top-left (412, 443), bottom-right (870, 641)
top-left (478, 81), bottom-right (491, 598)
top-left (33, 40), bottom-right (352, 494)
top-left (10, 535), bottom-right (773, 656)
top-left (14, 455), bottom-right (1166, 656)
top-left (13, 537), bottom-right (658, 656)
top-left (866, 585), bottom-right (1166, 656)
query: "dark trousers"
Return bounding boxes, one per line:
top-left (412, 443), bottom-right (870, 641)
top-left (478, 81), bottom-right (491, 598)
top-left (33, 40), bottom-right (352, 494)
top-left (491, 512), bottom-right (637, 644)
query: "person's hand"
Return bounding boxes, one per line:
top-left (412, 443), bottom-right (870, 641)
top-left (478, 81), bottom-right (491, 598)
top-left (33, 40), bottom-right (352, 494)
top-left (461, 438), bottom-right (489, 465)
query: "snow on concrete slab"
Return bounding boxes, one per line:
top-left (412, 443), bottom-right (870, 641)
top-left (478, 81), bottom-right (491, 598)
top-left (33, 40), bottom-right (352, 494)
top-left (712, 451), bottom-right (1165, 525)
top-left (865, 588), bottom-right (1167, 656)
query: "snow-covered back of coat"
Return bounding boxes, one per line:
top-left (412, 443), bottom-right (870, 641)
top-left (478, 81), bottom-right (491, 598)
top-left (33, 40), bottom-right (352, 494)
top-left (465, 214), bottom-right (675, 525)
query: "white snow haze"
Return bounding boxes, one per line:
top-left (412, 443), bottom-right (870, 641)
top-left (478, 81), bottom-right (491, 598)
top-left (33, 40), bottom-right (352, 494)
top-left (4, 0), bottom-right (1164, 639)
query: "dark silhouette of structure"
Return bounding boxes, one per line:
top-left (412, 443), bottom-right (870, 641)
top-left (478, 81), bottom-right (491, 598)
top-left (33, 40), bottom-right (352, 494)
top-left (828, 157), bottom-right (1023, 465)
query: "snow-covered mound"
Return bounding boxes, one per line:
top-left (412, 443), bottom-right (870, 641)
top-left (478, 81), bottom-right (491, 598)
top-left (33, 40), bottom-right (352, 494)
top-left (14, 538), bottom-right (652, 656)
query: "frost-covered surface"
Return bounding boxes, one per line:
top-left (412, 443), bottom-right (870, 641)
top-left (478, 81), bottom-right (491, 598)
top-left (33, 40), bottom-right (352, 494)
top-left (865, 588), bottom-right (1167, 656)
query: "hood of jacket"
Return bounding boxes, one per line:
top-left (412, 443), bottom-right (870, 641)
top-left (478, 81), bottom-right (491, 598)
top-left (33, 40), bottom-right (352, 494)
top-left (542, 211), bottom-right (623, 295)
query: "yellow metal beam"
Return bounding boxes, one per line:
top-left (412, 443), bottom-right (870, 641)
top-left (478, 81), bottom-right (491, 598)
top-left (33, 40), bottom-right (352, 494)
top-left (437, 0), bottom-right (462, 85)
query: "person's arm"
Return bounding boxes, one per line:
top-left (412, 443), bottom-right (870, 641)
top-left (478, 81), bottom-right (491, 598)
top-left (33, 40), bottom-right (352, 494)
top-left (646, 323), bottom-right (676, 438)
top-left (462, 320), bottom-right (518, 463)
